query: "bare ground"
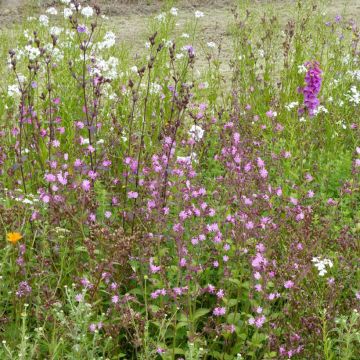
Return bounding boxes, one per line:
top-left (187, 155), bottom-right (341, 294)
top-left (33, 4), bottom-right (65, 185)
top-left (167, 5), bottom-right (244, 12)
top-left (1, 0), bottom-right (360, 71)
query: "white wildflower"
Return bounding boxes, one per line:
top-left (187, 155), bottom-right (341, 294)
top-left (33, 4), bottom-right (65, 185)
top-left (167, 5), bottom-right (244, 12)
top-left (46, 7), bottom-right (58, 15)
top-left (155, 13), bottom-right (166, 22)
top-left (81, 6), bottom-right (94, 18)
top-left (298, 64), bottom-right (307, 74)
top-left (39, 15), bottom-right (49, 26)
top-left (347, 86), bottom-right (360, 105)
top-left (8, 84), bottom-right (21, 97)
top-left (50, 26), bottom-right (63, 36)
top-left (313, 105), bottom-right (328, 116)
top-left (347, 69), bottom-right (360, 81)
top-left (170, 7), bottom-right (178, 16)
top-left (63, 8), bottom-right (73, 19)
top-left (312, 257), bottom-right (333, 277)
top-left (194, 10), bottom-right (204, 18)
top-left (98, 31), bottom-right (116, 49)
top-left (24, 45), bottom-right (41, 61)
top-left (285, 101), bottom-right (299, 111)
top-left (189, 125), bottom-right (204, 141)
top-left (207, 41), bottom-right (216, 49)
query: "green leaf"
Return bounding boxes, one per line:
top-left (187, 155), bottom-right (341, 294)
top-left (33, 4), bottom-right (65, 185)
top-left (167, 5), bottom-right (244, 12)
top-left (193, 308), bottom-right (210, 320)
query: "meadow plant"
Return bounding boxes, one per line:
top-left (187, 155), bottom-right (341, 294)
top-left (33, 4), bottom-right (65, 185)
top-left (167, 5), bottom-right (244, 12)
top-left (0, 0), bottom-right (359, 359)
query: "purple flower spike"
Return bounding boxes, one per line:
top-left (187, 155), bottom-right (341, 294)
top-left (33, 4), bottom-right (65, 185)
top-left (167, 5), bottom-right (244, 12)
top-left (298, 61), bottom-right (322, 117)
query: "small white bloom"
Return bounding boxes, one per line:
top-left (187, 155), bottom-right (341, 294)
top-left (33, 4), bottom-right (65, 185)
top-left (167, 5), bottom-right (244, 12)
top-left (285, 101), bottom-right (299, 111)
top-left (347, 85), bottom-right (360, 105)
top-left (170, 7), bottom-right (178, 16)
top-left (298, 64), bottom-right (307, 74)
top-left (50, 26), bottom-right (63, 36)
top-left (155, 13), bottom-right (166, 22)
top-left (63, 8), bottom-right (73, 19)
top-left (181, 33), bottom-right (190, 38)
top-left (81, 6), bottom-right (94, 18)
top-left (189, 125), bottom-right (204, 141)
top-left (39, 15), bottom-right (49, 26)
top-left (130, 66), bottom-right (138, 74)
top-left (46, 7), bottom-right (58, 15)
top-left (8, 84), bottom-right (21, 97)
top-left (207, 41), bottom-right (216, 49)
top-left (194, 10), bottom-right (204, 18)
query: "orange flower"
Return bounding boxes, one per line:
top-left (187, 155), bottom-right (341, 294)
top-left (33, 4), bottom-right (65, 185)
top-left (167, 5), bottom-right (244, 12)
top-left (7, 232), bottom-right (23, 244)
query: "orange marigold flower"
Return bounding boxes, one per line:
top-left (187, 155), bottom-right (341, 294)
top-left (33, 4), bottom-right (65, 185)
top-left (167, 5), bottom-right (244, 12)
top-left (7, 232), bottom-right (23, 244)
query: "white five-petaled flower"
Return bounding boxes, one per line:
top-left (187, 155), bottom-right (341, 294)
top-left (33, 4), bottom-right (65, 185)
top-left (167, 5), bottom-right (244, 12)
top-left (312, 257), bottom-right (333, 276)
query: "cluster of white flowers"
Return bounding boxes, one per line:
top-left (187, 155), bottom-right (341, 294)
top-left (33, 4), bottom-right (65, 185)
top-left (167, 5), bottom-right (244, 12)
top-left (81, 6), bottom-right (94, 18)
top-left (313, 105), bottom-right (328, 116)
top-left (46, 7), bottom-right (58, 15)
top-left (90, 56), bottom-right (119, 80)
top-left (342, 54), bottom-right (351, 65)
top-left (24, 45), bottom-right (41, 61)
top-left (44, 44), bottom-right (64, 62)
top-left (347, 85), bottom-right (360, 105)
top-left (177, 152), bottom-right (198, 164)
top-left (60, 0), bottom-right (70, 4)
top-left (207, 41), bottom-right (216, 49)
top-left (97, 31), bottom-right (116, 50)
top-left (194, 10), bottom-right (204, 18)
top-left (181, 33), bottom-right (190, 39)
top-left (285, 101), bottom-right (299, 111)
top-left (348, 69), bottom-right (360, 81)
top-left (149, 82), bottom-right (162, 95)
top-left (189, 125), bottom-right (204, 141)
top-left (39, 14), bottom-right (49, 26)
top-left (312, 257), bottom-right (333, 276)
top-left (15, 193), bottom-right (39, 206)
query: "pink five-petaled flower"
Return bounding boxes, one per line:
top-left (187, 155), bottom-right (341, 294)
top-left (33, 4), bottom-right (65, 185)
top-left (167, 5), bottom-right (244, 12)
top-left (213, 307), bottom-right (226, 316)
top-left (127, 191), bottom-right (138, 199)
top-left (284, 280), bottom-right (294, 289)
top-left (82, 179), bottom-right (91, 192)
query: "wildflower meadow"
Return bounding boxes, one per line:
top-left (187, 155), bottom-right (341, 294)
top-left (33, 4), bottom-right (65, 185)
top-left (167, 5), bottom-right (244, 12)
top-left (0, 0), bottom-right (359, 359)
